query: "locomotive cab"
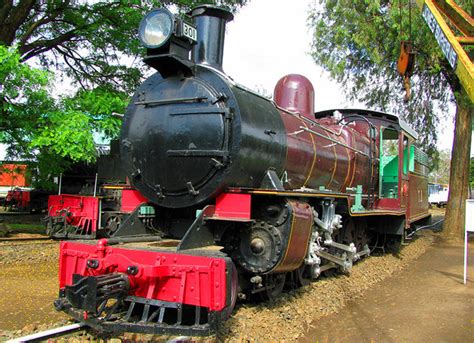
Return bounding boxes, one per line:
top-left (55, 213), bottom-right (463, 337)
top-left (380, 127), bottom-right (400, 199)
top-left (377, 118), bottom-right (428, 219)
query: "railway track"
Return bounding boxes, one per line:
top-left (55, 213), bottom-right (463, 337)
top-left (0, 211), bottom-right (34, 216)
top-left (5, 323), bottom-right (191, 342)
top-left (6, 323), bottom-right (86, 342)
top-left (0, 236), bottom-right (51, 243)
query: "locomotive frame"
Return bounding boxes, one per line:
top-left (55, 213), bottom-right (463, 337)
top-left (53, 5), bottom-right (431, 336)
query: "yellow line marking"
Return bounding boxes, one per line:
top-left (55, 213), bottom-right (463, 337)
top-left (301, 120), bottom-right (317, 187)
top-left (342, 138), bottom-right (352, 189)
top-left (349, 134), bottom-right (357, 187)
top-left (279, 201), bottom-right (297, 268)
top-left (326, 131), bottom-right (338, 189)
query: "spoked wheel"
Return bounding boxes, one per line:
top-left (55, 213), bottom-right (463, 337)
top-left (260, 273), bottom-right (286, 301)
top-left (295, 265), bottom-right (310, 287)
top-left (339, 218), bottom-right (370, 254)
top-left (287, 265), bottom-right (310, 289)
top-left (352, 219), bottom-right (370, 253)
top-left (386, 235), bottom-right (403, 254)
top-left (102, 214), bottom-right (122, 238)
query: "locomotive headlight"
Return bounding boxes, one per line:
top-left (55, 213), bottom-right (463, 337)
top-left (139, 9), bottom-right (174, 49)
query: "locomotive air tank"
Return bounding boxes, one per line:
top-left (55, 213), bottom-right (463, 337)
top-left (121, 6), bottom-right (375, 209)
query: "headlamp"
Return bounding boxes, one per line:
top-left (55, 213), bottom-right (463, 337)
top-left (138, 8), bottom-right (174, 49)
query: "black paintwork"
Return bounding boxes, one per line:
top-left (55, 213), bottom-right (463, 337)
top-left (190, 5), bottom-right (233, 70)
top-left (121, 66), bottom-right (287, 208)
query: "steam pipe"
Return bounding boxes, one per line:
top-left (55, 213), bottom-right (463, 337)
top-left (190, 5), bottom-right (233, 71)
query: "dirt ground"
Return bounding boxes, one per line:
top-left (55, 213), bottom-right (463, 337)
top-left (302, 237), bottom-right (474, 342)
top-left (0, 232), bottom-right (440, 342)
top-left (0, 209), bottom-right (472, 342)
top-left (0, 241), bottom-right (68, 335)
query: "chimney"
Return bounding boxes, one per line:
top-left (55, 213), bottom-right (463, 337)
top-left (190, 5), bottom-right (233, 71)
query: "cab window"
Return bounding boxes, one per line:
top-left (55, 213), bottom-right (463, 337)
top-left (380, 128), bottom-right (399, 198)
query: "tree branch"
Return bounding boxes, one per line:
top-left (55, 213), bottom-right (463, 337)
top-left (0, 1), bottom-right (13, 30)
top-left (0, 0), bottom-right (35, 45)
top-left (19, 29), bottom-right (78, 61)
top-left (18, 0), bottom-right (72, 47)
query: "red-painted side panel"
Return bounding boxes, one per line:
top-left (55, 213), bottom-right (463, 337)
top-left (48, 194), bottom-right (99, 233)
top-left (408, 173), bottom-right (430, 221)
top-left (277, 112), bottom-right (373, 193)
top-left (120, 189), bottom-right (148, 212)
top-left (215, 193), bottom-right (251, 220)
top-left (59, 241), bottom-right (228, 311)
top-left (6, 189), bottom-right (30, 209)
top-left (274, 200), bottom-right (313, 272)
top-left (376, 198), bottom-right (400, 211)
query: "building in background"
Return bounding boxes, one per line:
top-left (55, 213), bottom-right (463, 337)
top-left (0, 162), bottom-right (31, 199)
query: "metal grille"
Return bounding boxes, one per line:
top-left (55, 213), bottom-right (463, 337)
top-left (414, 147), bottom-right (429, 166)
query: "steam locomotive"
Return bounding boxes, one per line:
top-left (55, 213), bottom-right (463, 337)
top-left (44, 142), bottom-right (154, 239)
top-left (54, 5), bottom-right (430, 336)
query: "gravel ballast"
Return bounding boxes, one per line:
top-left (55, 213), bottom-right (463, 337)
top-left (0, 232), bottom-right (435, 342)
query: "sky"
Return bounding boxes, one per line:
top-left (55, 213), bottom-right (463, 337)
top-left (223, 0), bottom-right (460, 153)
top-left (1, 0), bottom-right (470, 160)
top-left (223, 0), bottom-right (353, 111)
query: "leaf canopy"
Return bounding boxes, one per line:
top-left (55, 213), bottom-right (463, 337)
top-left (308, 0), bottom-right (471, 164)
top-left (1, 0), bottom-right (247, 93)
top-left (0, 0), bottom-right (247, 186)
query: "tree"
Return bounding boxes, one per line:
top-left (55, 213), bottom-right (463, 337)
top-left (0, 0), bottom-right (246, 93)
top-left (0, 0), bottom-right (247, 186)
top-left (470, 157), bottom-right (474, 197)
top-left (0, 45), bottom-right (127, 188)
top-left (309, 0), bottom-right (473, 240)
top-left (429, 149), bottom-right (451, 184)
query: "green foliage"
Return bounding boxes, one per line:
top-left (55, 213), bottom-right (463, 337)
top-left (64, 87), bottom-right (126, 138)
top-left (429, 149), bottom-right (451, 184)
top-left (0, 0), bottom-right (247, 187)
top-left (1, 0), bottom-right (247, 93)
top-left (0, 45), bottom-right (55, 157)
top-left (31, 110), bottom-right (97, 162)
top-left (31, 87), bottom-right (127, 163)
top-left (0, 46), bottom-right (124, 187)
top-left (308, 0), bottom-right (470, 160)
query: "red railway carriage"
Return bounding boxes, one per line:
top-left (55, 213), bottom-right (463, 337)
top-left (1, 163), bottom-right (32, 211)
top-left (45, 186), bottom-right (152, 239)
top-left (54, 5), bottom-right (431, 336)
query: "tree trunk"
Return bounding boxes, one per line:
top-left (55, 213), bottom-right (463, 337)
top-left (443, 88), bottom-right (473, 240)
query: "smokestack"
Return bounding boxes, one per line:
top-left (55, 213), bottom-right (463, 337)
top-left (190, 5), bottom-right (233, 71)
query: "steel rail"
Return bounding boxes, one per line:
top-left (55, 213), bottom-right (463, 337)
top-left (6, 323), bottom-right (85, 343)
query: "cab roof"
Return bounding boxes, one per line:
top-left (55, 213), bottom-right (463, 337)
top-left (315, 108), bottom-right (418, 140)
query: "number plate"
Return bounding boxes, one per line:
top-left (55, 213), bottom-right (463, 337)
top-left (182, 22), bottom-right (197, 42)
